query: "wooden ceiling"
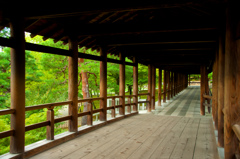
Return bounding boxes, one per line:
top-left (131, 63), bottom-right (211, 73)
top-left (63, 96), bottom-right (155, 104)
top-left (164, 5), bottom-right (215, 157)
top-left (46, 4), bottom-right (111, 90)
top-left (0, 1), bottom-right (224, 74)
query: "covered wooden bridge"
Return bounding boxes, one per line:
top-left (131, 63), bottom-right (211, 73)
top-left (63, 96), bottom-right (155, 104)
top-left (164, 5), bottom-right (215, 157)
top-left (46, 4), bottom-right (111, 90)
top-left (0, 1), bottom-right (239, 158)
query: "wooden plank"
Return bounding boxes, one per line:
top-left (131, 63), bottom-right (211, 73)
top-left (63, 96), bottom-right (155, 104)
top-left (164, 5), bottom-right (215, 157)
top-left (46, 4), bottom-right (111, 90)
top-left (203, 94), bottom-right (212, 100)
top-left (119, 52), bottom-right (125, 115)
top-left (193, 118), bottom-right (219, 159)
top-left (25, 121), bottom-right (50, 132)
top-left (24, 113), bottom-right (139, 158)
top-left (68, 36), bottom-right (78, 132)
top-left (99, 47), bottom-right (107, 121)
top-left (138, 93), bottom-right (149, 96)
top-left (170, 118), bottom-right (200, 159)
top-left (36, 114), bottom-right (151, 159)
top-left (54, 115), bottom-right (72, 123)
top-left (10, 16), bottom-right (25, 154)
top-left (0, 130), bottom-right (14, 139)
top-left (25, 42), bottom-right (70, 56)
top-left (78, 111), bottom-right (91, 117)
top-left (0, 109), bottom-right (15, 115)
top-left (25, 101), bottom-right (72, 111)
top-left (128, 116), bottom-right (181, 159)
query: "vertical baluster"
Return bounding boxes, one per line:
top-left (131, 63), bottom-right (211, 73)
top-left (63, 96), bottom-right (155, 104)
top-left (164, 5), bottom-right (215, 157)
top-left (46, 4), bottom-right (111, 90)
top-left (47, 108), bottom-right (54, 140)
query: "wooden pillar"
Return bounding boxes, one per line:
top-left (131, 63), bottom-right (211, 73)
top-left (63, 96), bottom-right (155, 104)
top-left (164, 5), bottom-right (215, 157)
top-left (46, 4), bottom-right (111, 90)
top-left (174, 72), bottom-right (176, 96)
top-left (111, 98), bottom-right (116, 118)
top-left (119, 52), bottom-right (125, 115)
top-left (171, 72), bottom-right (174, 98)
top-left (133, 57), bottom-right (138, 112)
top-left (10, 17), bottom-right (25, 154)
top-left (68, 36), bottom-right (78, 132)
top-left (200, 65), bottom-right (206, 115)
top-left (148, 64), bottom-right (152, 112)
top-left (152, 66), bottom-right (156, 110)
top-left (158, 69), bottom-right (162, 106)
top-left (167, 71), bottom-right (170, 100)
top-left (205, 71), bottom-right (211, 113)
top-left (188, 74), bottom-right (191, 86)
top-left (212, 50), bottom-right (218, 129)
top-left (218, 33), bottom-right (225, 147)
top-left (224, 2), bottom-right (240, 158)
top-left (163, 70), bottom-right (167, 103)
top-left (100, 47), bottom-right (107, 120)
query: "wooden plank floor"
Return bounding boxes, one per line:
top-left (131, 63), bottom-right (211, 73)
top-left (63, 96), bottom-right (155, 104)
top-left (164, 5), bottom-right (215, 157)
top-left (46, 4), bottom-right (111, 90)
top-left (30, 86), bottom-right (219, 159)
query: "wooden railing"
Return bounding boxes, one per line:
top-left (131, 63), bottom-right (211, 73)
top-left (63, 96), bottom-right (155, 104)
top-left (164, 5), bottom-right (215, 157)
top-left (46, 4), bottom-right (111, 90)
top-left (0, 95), bottom-right (140, 144)
top-left (232, 123), bottom-right (240, 157)
top-left (202, 93), bottom-right (212, 113)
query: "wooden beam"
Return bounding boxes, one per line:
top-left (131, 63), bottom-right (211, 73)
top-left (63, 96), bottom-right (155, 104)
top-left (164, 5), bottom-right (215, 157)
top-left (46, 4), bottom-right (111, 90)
top-left (100, 47), bottom-right (107, 121)
top-left (158, 69), bottom-right (162, 106)
top-left (68, 36), bottom-right (78, 132)
top-left (108, 40), bottom-right (217, 47)
top-left (119, 52), bottom-right (125, 115)
top-left (24, 3), bottom-right (209, 19)
top-left (10, 16), bottom-right (25, 154)
top-left (133, 57), bottom-right (138, 112)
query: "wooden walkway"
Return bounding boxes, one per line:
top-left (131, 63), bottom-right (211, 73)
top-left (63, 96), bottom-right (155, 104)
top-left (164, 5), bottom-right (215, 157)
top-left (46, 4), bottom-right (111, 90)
top-left (30, 86), bottom-right (219, 159)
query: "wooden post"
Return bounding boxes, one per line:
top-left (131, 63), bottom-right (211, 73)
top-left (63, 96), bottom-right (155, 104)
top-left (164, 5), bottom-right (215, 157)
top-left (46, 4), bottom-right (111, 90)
top-left (152, 66), bottom-right (156, 110)
top-left (189, 74), bottom-right (191, 86)
top-left (224, 2), bottom-right (240, 158)
top-left (100, 47), bottom-right (107, 121)
top-left (205, 71), bottom-right (211, 113)
top-left (167, 71), bottom-right (170, 100)
top-left (10, 17), bottom-right (25, 154)
top-left (148, 64), bottom-right (152, 112)
top-left (200, 65), bottom-right (206, 115)
top-left (212, 50), bottom-right (218, 129)
top-left (173, 72), bottom-right (177, 96)
top-left (127, 97), bottom-right (131, 113)
top-left (68, 36), bottom-right (78, 132)
top-left (158, 69), bottom-right (162, 106)
top-left (111, 98), bottom-right (116, 118)
top-left (87, 102), bottom-right (93, 126)
top-left (47, 109), bottom-right (54, 140)
top-left (218, 33), bottom-right (225, 147)
top-left (163, 70), bottom-right (166, 103)
top-left (119, 52), bottom-right (125, 115)
top-left (133, 57), bottom-right (138, 112)
top-left (171, 71), bottom-right (174, 98)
